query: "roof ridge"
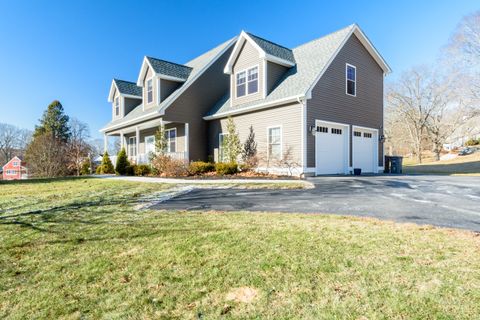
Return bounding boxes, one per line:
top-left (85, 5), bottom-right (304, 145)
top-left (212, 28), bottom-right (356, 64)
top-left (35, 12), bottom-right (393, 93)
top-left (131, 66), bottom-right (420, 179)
top-left (293, 24), bottom-right (355, 50)
top-left (146, 56), bottom-right (193, 69)
top-left (246, 32), bottom-right (292, 51)
top-left (113, 79), bottom-right (138, 85)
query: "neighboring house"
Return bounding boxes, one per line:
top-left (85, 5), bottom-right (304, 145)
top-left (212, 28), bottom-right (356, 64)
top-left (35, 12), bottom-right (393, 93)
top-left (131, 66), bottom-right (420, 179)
top-left (443, 116), bottom-right (480, 151)
top-left (101, 24), bottom-right (391, 176)
top-left (2, 156), bottom-right (28, 180)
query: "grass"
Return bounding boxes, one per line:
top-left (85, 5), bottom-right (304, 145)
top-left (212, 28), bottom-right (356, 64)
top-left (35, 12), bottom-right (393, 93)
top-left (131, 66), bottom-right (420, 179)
top-left (404, 152), bottom-right (480, 175)
top-left (1, 179), bottom-right (480, 319)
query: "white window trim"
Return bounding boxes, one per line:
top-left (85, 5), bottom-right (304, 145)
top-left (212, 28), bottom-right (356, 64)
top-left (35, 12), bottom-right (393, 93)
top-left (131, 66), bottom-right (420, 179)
top-left (235, 65), bottom-right (259, 98)
top-left (6, 169), bottom-right (16, 175)
top-left (146, 78), bottom-right (154, 104)
top-left (128, 136), bottom-right (137, 157)
top-left (165, 128), bottom-right (177, 153)
top-left (346, 63), bottom-right (356, 97)
top-left (144, 135), bottom-right (156, 154)
top-left (114, 97), bottom-right (120, 117)
top-left (267, 125), bottom-right (283, 161)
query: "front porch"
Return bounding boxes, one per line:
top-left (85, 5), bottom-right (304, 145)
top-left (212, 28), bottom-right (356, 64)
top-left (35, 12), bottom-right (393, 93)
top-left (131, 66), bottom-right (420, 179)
top-left (103, 118), bottom-right (190, 164)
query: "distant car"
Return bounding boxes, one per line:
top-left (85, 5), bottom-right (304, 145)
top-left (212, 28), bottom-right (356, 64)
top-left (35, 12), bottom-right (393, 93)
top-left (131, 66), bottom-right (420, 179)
top-left (458, 147), bottom-right (474, 156)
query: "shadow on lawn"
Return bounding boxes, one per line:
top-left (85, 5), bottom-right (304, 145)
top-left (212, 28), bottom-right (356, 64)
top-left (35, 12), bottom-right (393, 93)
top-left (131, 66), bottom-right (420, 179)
top-left (0, 176), bottom-right (96, 185)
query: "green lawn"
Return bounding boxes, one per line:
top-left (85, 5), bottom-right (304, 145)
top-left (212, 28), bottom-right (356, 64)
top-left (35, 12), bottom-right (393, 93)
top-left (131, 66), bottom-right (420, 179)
top-left (1, 178), bottom-right (480, 319)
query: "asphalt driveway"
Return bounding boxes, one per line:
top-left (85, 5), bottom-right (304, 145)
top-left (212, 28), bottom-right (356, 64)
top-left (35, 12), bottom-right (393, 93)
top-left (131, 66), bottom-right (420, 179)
top-left (152, 175), bottom-right (480, 232)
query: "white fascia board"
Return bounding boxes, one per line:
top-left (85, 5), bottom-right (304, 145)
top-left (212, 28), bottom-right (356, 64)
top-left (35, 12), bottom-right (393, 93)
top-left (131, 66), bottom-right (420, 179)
top-left (108, 80), bottom-right (117, 102)
top-left (203, 95), bottom-right (304, 120)
top-left (121, 93), bottom-right (142, 100)
top-left (136, 57), bottom-right (151, 86)
top-left (99, 110), bottom-right (159, 133)
top-left (264, 54), bottom-right (295, 67)
top-left (224, 31), bottom-right (265, 74)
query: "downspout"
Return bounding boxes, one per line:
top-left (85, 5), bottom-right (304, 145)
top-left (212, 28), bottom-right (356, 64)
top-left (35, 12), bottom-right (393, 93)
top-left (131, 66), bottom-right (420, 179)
top-left (297, 96), bottom-right (307, 178)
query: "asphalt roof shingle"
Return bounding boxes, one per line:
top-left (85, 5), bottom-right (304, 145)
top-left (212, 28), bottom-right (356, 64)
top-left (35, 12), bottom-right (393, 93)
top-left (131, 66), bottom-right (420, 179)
top-left (146, 57), bottom-right (193, 80)
top-left (206, 25), bottom-right (356, 118)
top-left (113, 79), bottom-right (142, 97)
top-left (247, 32), bottom-right (295, 64)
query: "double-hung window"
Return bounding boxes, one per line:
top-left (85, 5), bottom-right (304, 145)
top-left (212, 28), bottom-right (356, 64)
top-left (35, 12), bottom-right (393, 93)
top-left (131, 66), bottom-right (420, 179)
top-left (218, 133), bottom-right (228, 162)
top-left (236, 66), bottom-right (258, 97)
top-left (268, 126), bottom-right (282, 160)
top-left (147, 79), bottom-right (153, 103)
top-left (165, 128), bottom-right (176, 153)
top-left (115, 97), bottom-right (119, 116)
top-left (247, 66), bottom-right (258, 94)
top-left (129, 137), bottom-right (136, 157)
top-left (346, 64), bottom-right (356, 96)
top-left (236, 71), bottom-right (246, 97)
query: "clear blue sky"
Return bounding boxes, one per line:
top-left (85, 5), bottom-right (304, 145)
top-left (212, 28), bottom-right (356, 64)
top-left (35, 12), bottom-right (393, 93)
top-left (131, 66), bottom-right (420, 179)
top-left (0, 0), bottom-right (478, 138)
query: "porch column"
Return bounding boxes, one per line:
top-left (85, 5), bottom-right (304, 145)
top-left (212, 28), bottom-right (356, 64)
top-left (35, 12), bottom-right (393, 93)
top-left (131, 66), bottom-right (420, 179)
top-left (185, 123), bottom-right (189, 162)
top-left (120, 132), bottom-right (124, 150)
top-left (135, 126), bottom-right (140, 157)
top-left (103, 134), bottom-right (108, 153)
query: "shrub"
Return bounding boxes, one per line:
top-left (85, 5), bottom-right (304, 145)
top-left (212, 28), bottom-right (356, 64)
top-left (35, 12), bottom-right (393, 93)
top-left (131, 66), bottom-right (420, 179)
top-left (135, 164), bottom-right (151, 176)
top-left (465, 138), bottom-right (479, 146)
top-left (189, 161), bottom-right (215, 175)
top-left (125, 165), bottom-right (135, 176)
top-left (151, 154), bottom-right (189, 177)
top-left (96, 152), bottom-right (114, 174)
top-left (80, 159), bottom-right (91, 175)
top-left (115, 148), bottom-right (130, 175)
top-left (215, 162), bottom-right (238, 175)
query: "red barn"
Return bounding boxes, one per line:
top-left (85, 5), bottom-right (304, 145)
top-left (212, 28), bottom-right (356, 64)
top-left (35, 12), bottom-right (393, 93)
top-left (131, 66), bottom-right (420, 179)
top-left (2, 156), bottom-right (28, 181)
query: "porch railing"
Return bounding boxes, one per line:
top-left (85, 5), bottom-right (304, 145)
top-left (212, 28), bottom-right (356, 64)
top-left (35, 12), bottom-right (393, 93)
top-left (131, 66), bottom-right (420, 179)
top-left (133, 152), bottom-right (188, 164)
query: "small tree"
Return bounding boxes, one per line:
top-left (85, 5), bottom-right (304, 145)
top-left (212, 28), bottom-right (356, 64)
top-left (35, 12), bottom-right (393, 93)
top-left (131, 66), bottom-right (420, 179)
top-left (25, 133), bottom-right (69, 178)
top-left (115, 148), bottom-right (130, 175)
top-left (154, 125), bottom-right (168, 155)
top-left (222, 117), bottom-right (241, 163)
top-left (242, 125), bottom-right (257, 165)
top-left (97, 151), bottom-right (114, 174)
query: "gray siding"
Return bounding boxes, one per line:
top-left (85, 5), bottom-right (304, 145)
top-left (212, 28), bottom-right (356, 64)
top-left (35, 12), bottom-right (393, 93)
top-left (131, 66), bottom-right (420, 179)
top-left (267, 62), bottom-right (288, 94)
top-left (231, 41), bottom-right (264, 106)
top-left (306, 34), bottom-right (384, 167)
top-left (207, 102), bottom-right (302, 164)
top-left (163, 45), bottom-right (234, 161)
top-left (124, 97), bottom-right (141, 115)
top-left (160, 79), bottom-right (181, 101)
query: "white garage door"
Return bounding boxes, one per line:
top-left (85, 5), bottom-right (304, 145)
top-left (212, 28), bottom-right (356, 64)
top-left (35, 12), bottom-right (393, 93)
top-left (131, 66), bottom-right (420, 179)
top-left (315, 121), bottom-right (349, 175)
top-left (353, 128), bottom-right (377, 173)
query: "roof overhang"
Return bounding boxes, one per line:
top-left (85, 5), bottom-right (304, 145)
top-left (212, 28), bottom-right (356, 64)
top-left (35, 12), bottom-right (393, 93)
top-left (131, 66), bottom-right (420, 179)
top-left (224, 31), bottom-right (295, 74)
top-left (136, 57), bottom-right (188, 86)
top-left (305, 24), bottom-right (392, 99)
top-left (108, 80), bottom-right (142, 102)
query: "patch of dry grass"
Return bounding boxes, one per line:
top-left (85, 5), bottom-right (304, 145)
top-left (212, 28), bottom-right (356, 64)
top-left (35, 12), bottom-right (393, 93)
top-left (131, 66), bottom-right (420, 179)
top-left (1, 178), bottom-right (480, 319)
top-left (404, 152), bottom-right (480, 174)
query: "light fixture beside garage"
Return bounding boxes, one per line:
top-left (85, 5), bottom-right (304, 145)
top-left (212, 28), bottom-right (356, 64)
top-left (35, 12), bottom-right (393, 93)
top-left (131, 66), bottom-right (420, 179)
top-left (309, 124), bottom-right (316, 135)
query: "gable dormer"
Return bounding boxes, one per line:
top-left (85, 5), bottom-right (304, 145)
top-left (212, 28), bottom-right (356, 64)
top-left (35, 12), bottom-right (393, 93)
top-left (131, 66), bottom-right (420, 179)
top-left (137, 57), bottom-right (192, 110)
top-left (224, 31), bottom-right (296, 107)
top-left (108, 79), bottom-right (142, 120)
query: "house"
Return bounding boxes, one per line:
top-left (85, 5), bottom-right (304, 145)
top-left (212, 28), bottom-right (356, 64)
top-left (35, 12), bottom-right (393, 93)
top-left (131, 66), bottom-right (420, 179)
top-left (101, 24), bottom-right (391, 176)
top-left (2, 156), bottom-right (28, 180)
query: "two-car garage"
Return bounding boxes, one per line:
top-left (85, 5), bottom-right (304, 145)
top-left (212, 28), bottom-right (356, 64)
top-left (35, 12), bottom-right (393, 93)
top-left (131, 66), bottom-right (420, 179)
top-left (314, 120), bottom-right (379, 175)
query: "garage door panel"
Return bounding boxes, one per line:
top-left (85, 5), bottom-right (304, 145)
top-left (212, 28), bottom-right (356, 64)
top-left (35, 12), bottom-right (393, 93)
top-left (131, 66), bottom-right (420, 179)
top-left (353, 129), bottom-right (376, 173)
top-left (315, 122), bottom-right (348, 175)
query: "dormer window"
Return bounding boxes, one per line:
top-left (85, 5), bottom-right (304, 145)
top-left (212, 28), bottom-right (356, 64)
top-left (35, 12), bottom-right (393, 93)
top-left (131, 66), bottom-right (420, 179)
top-left (236, 66), bottom-right (258, 98)
top-left (247, 67), bottom-right (258, 94)
top-left (236, 71), bottom-right (246, 97)
top-left (115, 97), bottom-right (119, 116)
top-left (147, 79), bottom-right (153, 103)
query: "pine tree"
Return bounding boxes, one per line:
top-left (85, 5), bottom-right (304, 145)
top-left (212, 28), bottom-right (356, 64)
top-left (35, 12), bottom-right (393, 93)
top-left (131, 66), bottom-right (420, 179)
top-left (98, 151), bottom-right (114, 174)
top-left (222, 117), bottom-right (241, 163)
top-left (115, 148), bottom-right (130, 175)
top-left (242, 125), bottom-right (257, 162)
top-left (34, 100), bottom-right (71, 142)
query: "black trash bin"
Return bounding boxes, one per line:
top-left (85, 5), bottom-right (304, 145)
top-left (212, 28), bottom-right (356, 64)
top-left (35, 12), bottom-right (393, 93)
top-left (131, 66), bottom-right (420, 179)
top-left (389, 156), bottom-right (403, 174)
top-left (384, 156), bottom-right (391, 173)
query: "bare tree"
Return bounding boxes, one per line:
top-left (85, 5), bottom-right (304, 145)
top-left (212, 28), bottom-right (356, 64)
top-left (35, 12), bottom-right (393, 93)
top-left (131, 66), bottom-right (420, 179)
top-left (25, 134), bottom-right (69, 178)
top-left (387, 68), bottom-right (442, 163)
top-left (0, 123), bottom-right (32, 164)
top-left (67, 118), bottom-right (92, 176)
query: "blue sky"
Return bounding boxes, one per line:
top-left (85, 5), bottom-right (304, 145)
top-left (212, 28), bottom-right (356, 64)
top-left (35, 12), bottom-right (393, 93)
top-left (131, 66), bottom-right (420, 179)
top-left (0, 0), bottom-right (478, 138)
